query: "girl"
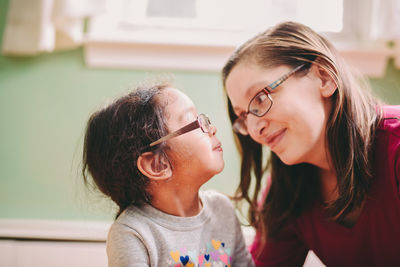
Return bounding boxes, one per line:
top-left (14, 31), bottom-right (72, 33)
top-left (222, 21), bottom-right (400, 266)
top-left (82, 82), bottom-right (254, 267)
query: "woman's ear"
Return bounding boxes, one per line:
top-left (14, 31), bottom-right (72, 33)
top-left (137, 152), bottom-right (172, 181)
top-left (311, 63), bottom-right (337, 98)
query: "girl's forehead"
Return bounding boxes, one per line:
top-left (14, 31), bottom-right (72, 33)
top-left (162, 87), bottom-right (193, 105)
top-left (161, 87), bottom-right (196, 120)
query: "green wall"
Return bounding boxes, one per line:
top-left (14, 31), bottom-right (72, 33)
top-left (1, 0), bottom-right (399, 222)
top-left (0, 0), bottom-right (240, 222)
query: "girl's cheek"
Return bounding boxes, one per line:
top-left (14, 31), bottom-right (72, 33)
top-left (171, 144), bottom-right (194, 160)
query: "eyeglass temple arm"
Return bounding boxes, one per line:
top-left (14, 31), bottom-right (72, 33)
top-left (149, 120), bottom-right (200, 147)
top-left (269, 64), bottom-right (305, 90)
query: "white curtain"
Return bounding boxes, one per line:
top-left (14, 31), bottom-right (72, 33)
top-left (3, 0), bottom-right (400, 70)
top-left (2, 0), bottom-right (106, 55)
top-left (368, 0), bottom-right (400, 68)
top-left (369, 0), bottom-right (400, 40)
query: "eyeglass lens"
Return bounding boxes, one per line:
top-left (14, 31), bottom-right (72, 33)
top-left (232, 64), bottom-right (305, 135)
top-left (249, 91), bottom-right (272, 116)
top-left (199, 114), bottom-right (211, 133)
top-left (233, 92), bottom-right (272, 135)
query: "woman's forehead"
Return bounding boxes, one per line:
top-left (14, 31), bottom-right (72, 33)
top-left (226, 63), bottom-right (289, 103)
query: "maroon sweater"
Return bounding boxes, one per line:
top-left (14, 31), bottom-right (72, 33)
top-left (251, 106), bottom-right (400, 267)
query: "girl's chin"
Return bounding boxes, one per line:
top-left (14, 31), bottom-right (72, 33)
top-left (213, 162), bottom-right (225, 175)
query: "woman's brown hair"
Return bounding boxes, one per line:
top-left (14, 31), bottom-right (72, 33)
top-left (222, 22), bottom-right (381, 242)
top-left (82, 83), bottom-right (171, 218)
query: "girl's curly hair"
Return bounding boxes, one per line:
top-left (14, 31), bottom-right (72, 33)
top-left (82, 83), bottom-right (171, 218)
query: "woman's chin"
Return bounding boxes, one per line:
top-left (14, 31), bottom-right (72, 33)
top-left (276, 152), bottom-right (301, 166)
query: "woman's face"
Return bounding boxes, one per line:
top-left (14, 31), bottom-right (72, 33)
top-left (225, 63), bottom-right (333, 169)
top-left (161, 88), bottom-right (224, 183)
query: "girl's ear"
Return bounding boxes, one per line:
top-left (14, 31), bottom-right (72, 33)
top-left (311, 63), bottom-right (337, 98)
top-left (137, 152), bottom-right (172, 181)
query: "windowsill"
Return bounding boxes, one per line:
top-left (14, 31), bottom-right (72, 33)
top-left (0, 219), bottom-right (111, 241)
top-left (0, 218), bottom-right (255, 246)
top-left (83, 27), bottom-right (248, 72)
top-left (84, 38), bottom-right (236, 72)
top-left (84, 30), bottom-right (394, 77)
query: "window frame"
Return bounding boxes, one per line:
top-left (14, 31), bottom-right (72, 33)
top-left (84, 0), bottom-right (393, 77)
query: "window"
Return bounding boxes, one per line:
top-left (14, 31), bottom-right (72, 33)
top-left (84, 0), bottom-right (394, 76)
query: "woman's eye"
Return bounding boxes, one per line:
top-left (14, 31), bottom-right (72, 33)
top-left (250, 107), bottom-right (260, 114)
top-left (254, 93), bottom-right (267, 104)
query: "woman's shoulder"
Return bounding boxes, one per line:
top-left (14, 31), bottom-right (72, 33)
top-left (380, 105), bottom-right (400, 116)
top-left (377, 106), bottom-right (400, 154)
top-left (375, 105), bottom-right (400, 186)
top-left (379, 105), bottom-right (400, 134)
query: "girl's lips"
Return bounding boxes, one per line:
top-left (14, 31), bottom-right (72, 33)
top-left (213, 143), bottom-right (223, 151)
top-left (265, 128), bottom-right (287, 149)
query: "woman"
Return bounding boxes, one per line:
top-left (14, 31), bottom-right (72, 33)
top-left (222, 21), bottom-right (400, 266)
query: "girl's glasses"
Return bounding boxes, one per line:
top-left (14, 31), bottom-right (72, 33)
top-left (233, 64), bottom-right (305, 135)
top-left (148, 113), bottom-right (212, 148)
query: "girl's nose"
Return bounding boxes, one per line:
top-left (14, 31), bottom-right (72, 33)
top-left (208, 125), bottom-right (217, 136)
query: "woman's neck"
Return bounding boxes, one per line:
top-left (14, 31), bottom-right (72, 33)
top-left (319, 168), bottom-right (365, 227)
top-left (149, 182), bottom-right (202, 217)
top-left (319, 168), bottom-right (338, 203)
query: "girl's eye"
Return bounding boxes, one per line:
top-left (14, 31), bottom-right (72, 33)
top-left (185, 113), bottom-right (196, 122)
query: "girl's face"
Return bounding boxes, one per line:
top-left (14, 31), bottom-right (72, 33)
top-left (162, 88), bottom-right (224, 184)
top-left (225, 63), bottom-right (333, 169)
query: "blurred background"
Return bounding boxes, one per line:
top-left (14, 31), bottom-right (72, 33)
top-left (0, 0), bottom-right (399, 266)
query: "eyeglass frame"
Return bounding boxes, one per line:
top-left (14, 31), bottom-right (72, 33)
top-left (233, 64), bottom-right (305, 135)
top-left (144, 113), bottom-right (212, 150)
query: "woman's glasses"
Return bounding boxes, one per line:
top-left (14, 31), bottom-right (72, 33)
top-left (147, 113), bottom-right (212, 148)
top-left (233, 64), bottom-right (305, 135)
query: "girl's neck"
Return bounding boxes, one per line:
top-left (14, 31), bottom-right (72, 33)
top-left (150, 183), bottom-right (203, 217)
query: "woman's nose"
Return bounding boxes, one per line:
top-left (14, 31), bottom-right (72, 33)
top-left (247, 115), bottom-right (267, 137)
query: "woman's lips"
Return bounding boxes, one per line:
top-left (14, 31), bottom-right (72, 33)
top-left (265, 128), bottom-right (287, 149)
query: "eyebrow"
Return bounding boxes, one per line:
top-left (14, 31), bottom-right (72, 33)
top-left (231, 81), bottom-right (269, 114)
top-left (178, 107), bottom-right (196, 122)
top-left (244, 81), bottom-right (270, 99)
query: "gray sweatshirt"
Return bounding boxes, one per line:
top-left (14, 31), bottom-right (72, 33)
top-left (107, 190), bottom-right (255, 267)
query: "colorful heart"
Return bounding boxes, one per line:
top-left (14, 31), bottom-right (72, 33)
top-left (170, 251), bottom-right (180, 263)
top-left (222, 242), bottom-right (225, 247)
top-left (219, 254), bottom-right (228, 264)
top-left (212, 239), bottom-right (221, 250)
top-left (180, 255), bottom-right (189, 265)
top-left (198, 254), bottom-right (204, 266)
top-left (204, 254), bottom-right (210, 261)
top-left (210, 251), bottom-right (219, 261)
